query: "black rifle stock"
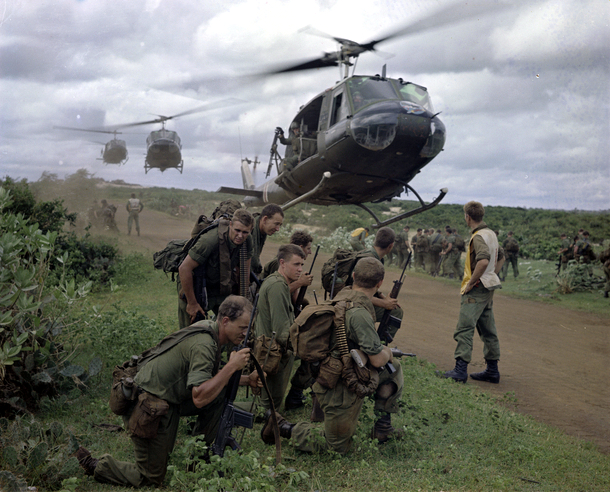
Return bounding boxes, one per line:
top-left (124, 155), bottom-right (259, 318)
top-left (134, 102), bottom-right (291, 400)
top-left (377, 251), bottom-right (411, 345)
top-left (211, 294), bottom-right (259, 457)
top-left (295, 245), bottom-right (320, 315)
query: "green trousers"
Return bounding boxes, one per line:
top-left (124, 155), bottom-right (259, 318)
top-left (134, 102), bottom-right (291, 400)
top-left (453, 284), bottom-right (500, 363)
top-left (94, 393), bottom-right (224, 488)
top-left (501, 252), bottom-right (519, 279)
top-left (127, 211), bottom-right (140, 235)
top-left (260, 351), bottom-right (294, 412)
top-left (291, 362), bottom-right (403, 455)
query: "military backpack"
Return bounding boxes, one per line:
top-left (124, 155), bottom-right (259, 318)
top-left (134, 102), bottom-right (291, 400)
top-left (152, 199), bottom-right (243, 278)
top-left (454, 235), bottom-right (466, 252)
top-left (320, 248), bottom-right (373, 298)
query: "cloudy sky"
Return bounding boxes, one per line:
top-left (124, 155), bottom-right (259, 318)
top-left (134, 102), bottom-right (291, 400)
top-left (1, 0), bottom-right (608, 211)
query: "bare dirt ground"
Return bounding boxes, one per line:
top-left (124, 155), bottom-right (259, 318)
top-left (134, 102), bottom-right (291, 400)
top-left (107, 207), bottom-right (610, 453)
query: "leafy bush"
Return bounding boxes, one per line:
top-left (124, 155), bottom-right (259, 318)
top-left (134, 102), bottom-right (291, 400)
top-left (556, 260), bottom-right (604, 294)
top-left (0, 416), bottom-right (83, 490)
top-left (0, 187), bottom-right (99, 416)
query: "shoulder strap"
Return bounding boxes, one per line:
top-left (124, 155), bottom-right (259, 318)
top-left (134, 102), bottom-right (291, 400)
top-left (138, 322), bottom-right (220, 372)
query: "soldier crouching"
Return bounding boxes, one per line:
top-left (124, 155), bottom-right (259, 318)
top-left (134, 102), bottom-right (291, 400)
top-left (75, 296), bottom-right (261, 488)
top-left (260, 257), bottom-right (403, 454)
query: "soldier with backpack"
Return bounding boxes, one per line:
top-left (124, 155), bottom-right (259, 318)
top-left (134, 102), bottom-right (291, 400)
top-left (501, 231), bottom-right (520, 280)
top-left (177, 209), bottom-right (254, 328)
top-left (321, 227), bottom-right (403, 337)
top-left (254, 244), bottom-right (306, 412)
top-left (75, 296), bottom-right (261, 487)
top-left (250, 204), bottom-right (285, 275)
top-left (260, 257), bottom-right (404, 454)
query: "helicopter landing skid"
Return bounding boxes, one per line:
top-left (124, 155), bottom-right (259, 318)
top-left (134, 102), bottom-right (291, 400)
top-left (359, 187), bottom-right (448, 229)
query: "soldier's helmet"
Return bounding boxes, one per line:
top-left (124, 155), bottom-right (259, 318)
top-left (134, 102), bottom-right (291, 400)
top-left (290, 121), bottom-right (299, 131)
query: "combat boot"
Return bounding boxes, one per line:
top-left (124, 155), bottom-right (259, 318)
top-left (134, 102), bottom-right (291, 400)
top-left (371, 413), bottom-right (404, 443)
top-left (261, 409), bottom-right (294, 445)
top-left (470, 359), bottom-right (500, 384)
top-left (310, 393), bottom-right (325, 422)
top-left (284, 387), bottom-right (305, 411)
top-left (443, 358), bottom-right (468, 383)
top-left (74, 446), bottom-right (98, 476)
top-left (604, 291), bottom-right (609, 298)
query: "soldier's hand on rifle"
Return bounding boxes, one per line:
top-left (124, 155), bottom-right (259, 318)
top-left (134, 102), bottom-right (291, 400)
top-left (377, 293), bottom-right (399, 310)
top-left (187, 302), bottom-right (206, 323)
top-left (295, 272), bottom-right (313, 288)
top-left (228, 348), bottom-right (251, 372)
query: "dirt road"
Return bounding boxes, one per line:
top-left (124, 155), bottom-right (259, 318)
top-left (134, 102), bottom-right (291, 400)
top-left (108, 206), bottom-right (610, 453)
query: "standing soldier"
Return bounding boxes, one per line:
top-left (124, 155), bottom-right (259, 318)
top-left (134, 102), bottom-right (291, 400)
top-left (501, 231), bottom-right (520, 280)
top-left (260, 258), bottom-right (404, 453)
top-left (126, 193), bottom-right (144, 236)
top-left (574, 231), bottom-right (595, 264)
top-left (278, 122), bottom-right (302, 172)
top-left (599, 246), bottom-right (610, 299)
top-left (349, 227), bottom-right (369, 251)
top-left (558, 233), bottom-right (572, 271)
top-left (444, 201), bottom-right (505, 384)
top-left (254, 244), bottom-right (305, 412)
top-left (177, 209), bottom-right (254, 328)
top-left (397, 225), bottom-right (411, 268)
top-left (414, 228), bottom-right (429, 271)
top-left (428, 228), bottom-right (443, 275)
top-left (441, 227), bottom-right (461, 279)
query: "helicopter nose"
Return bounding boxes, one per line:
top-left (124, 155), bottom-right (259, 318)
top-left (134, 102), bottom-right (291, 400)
top-left (349, 112), bottom-right (398, 151)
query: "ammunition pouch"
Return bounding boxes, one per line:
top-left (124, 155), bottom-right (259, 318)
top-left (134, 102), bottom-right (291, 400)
top-left (128, 392), bottom-right (170, 439)
top-left (316, 355), bottom-right (343, 389)
top-left (341, 354), bottom-right (379, 398)
top-left (252, 335), bottom-right (283, 376)
top-left (109, 361), bottom-right (139, 416)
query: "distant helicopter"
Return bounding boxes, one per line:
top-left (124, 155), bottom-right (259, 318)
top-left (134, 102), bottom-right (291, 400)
top-left (106, 101), bottom-right (240, 174)
top-left (216, 2), bottom-right (505, 227)
top-left (54, 126), bottom-right (129, 166)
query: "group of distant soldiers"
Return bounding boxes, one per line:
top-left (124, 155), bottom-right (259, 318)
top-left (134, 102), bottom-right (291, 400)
top-left (86, 193), bottom-right (144, 236)
top-left (382, 225), bottom-right (465, 279)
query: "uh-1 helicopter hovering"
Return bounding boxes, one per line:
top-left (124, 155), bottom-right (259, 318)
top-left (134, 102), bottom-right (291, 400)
top-left (54, 126), bottom-right (129, 166)
top-left (100, 100), bottom-right (239, 174)
top-left (217, 2), bottom-right (505, 227)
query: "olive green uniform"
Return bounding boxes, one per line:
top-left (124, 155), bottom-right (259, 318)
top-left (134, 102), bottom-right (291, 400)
top-left (559, 237), bottom-right (572, 271)
top-left (250, 215), bottom-right (268, 275)
top-left (501, 236), bottom-right (519, 279)
top-left (453, 223), bottom-right (503, 363)
top-left (126, 198), bottom-right (143, 236)
top-left (427, 232), bottom-right (443, 275)
top-left (279, 132), bottom-right (301, 171)
top-left (254, 272), bottom-right (295, 411)
top-left (290, 289), bottom-right (403, 454)
top-left (442, 235), bottom-right (462, 278)
top-left (177, 223), bottom-right (253, 328)
top-left (396, 230), bottom-right (411, 268)
top-left (94, 322), bottom-right (225, 488)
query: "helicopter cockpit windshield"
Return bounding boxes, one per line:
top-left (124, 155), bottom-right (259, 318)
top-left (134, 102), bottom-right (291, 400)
top-left (346, 76), bottom-right (434, 114)
top-left (347, 77), bottom-right (398, 112)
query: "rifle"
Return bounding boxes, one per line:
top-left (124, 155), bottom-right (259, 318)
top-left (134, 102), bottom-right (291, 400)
top-left (555, 254), bottom-right (562, 277)
top-left (377, 251), bottom-right (411, 345)
top-left (433, 255), bottom-right (444, 277)
top-left (211, 294), bottom-right (259, 457)
top-left (294, 245), bottom-right (320, 316)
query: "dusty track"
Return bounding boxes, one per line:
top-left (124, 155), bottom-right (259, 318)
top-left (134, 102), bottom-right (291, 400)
top-left (107, 206), bottom-right (610, 453)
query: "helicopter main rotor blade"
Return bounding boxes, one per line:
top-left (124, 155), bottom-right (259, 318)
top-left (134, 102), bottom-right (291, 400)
top-left (54, 125), bottom-right (122, 135)
top-left (108, 98), bottom-right (243, 130)
top-left (264, 53), bottom-right (341, 75)
top-left (365, 1), bottom-right (510, 50)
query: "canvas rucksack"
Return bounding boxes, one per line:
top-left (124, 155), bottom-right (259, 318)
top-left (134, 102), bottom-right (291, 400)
top-left (454, 235), bottom-right (466, 252)
top-left (320, 248), bottom-right (372, 298)
top-left (289, 299), bottom-right (353, 363)
top-left (153, 199), bottom-right (243, 278)
top-left (505, 237), bottom-right (519, 253)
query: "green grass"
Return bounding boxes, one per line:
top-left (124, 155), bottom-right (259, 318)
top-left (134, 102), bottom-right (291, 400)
top-left (2, 241), bottom-right (609, 492)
